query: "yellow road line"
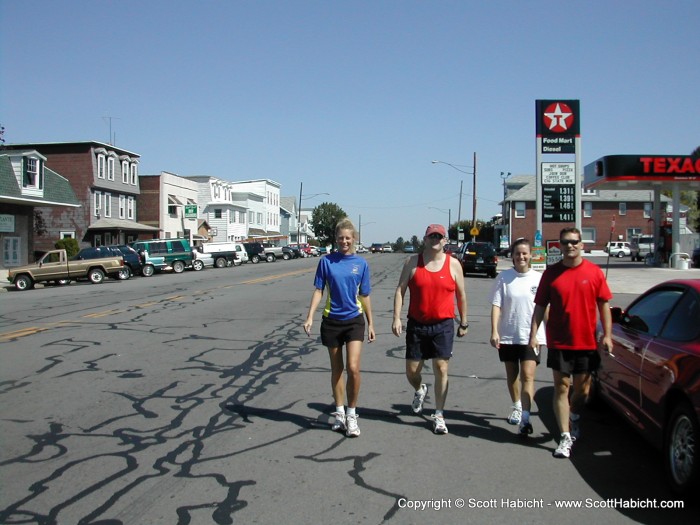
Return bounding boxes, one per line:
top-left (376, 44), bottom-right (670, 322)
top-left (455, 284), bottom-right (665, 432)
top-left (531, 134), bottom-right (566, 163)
top-left (242, 268), bottom-right (314, 285)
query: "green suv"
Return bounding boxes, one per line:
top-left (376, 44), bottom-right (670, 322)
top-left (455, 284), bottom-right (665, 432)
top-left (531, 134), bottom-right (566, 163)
top-left (131, 239), bottom-right (194, 275)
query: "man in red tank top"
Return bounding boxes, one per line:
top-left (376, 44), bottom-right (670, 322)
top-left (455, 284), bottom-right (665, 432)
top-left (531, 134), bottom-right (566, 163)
top-left (392, 224), bottom-right (468, 434)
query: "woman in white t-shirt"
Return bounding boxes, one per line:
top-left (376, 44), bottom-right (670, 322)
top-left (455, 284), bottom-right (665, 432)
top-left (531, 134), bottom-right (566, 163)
top-left (490, 238), bottom-right (547, 436)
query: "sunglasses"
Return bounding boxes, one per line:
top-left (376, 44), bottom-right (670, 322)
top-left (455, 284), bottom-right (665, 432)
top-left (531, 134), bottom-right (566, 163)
top-left (428, 233), bottom-right (444, 240)
top-left (559, 239), bottom-right (581, 246)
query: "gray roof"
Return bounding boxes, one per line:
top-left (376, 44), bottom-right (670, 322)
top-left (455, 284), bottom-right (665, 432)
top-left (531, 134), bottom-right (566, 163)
top-left (280, 196), bottom-right (296, 212)
top-left (0, 155), bottom-right (80, 207)
top-left (505, 175), bottom-right (670, 203)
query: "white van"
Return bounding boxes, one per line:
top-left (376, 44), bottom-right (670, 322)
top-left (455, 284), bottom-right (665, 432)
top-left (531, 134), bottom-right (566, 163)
top-left (201, 242), bottom-right (249, 264)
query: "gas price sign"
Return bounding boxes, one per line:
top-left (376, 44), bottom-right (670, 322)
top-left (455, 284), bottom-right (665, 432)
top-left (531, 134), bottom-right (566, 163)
top-left (542, 163), bottom-right (576, 223)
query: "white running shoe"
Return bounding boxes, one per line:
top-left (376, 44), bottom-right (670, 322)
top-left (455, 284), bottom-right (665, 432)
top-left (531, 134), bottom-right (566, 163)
top-left (432, 414), bottom-right (448, 434)
top-left (346, 413), bottom-right (360, 437)
top-left (553, 434), bottom-right (574, 458)
top-left (331, 412), bottom-right (346, 432)
top-left (412, 384), bottom-right (428, 414)
top-left (507, 405), bottom-right (522, 425)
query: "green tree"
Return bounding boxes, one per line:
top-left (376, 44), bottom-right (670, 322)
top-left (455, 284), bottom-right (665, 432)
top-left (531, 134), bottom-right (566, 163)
top-left (55, 238), bottom-right (79, 258)
top-left (310, 202), bottom-right (347, 247)
top-left (394, 236), bottom-right (405, 252)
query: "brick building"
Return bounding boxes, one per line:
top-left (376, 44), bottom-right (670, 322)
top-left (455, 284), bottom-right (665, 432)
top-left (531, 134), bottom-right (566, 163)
top-left (503, 175), bottom-right (670, 250)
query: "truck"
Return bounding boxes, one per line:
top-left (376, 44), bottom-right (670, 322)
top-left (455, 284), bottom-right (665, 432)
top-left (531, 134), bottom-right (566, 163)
top-left (261, 243), bottom-right (284, 261)
top-left (199, 242), bottom-right (245, 267)
top-left (630, 235), bottom-right (655, 262)
top-left (7, 249), bottom-right (125, 291)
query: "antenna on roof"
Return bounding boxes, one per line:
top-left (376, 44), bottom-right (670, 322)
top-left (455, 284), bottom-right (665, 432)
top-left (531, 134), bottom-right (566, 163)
top-left (102, 116), bottom-right (121, 145)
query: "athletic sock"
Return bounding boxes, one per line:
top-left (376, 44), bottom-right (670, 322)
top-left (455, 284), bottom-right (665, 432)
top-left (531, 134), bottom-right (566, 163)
top-left (335, 406), bottom-right (345, 415)
top-left (434, 409), bottom-right (444, 418)
top-left (347, 407), bottom-right (356, 416)
top-left (521, 410), bottom-right (530, 423)
top-left (513, 400), bottom-right (522, 409)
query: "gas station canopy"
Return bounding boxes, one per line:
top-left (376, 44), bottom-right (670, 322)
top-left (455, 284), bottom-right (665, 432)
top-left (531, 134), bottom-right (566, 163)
top-left (584, 155), bottom-right (700, 191)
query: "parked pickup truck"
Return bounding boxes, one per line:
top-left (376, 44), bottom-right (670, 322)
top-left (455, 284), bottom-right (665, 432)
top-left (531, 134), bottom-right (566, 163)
top-left (7, 249), bottom-right (125, 291)
top-left (261, 243), bottom-right (284, 261)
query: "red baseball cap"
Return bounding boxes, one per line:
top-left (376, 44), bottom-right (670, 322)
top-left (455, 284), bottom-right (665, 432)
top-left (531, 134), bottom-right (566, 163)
top-left (425, 224), bottom-right (447, 237)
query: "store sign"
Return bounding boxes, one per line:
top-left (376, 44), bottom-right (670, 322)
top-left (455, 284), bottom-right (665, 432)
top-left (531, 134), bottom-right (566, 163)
top-left (585, 155), bottom-right (700, 187)
top-left (0, 214), bottom-right (15, 232)
top-left (184, 204), bottom-right (198, 219)
top-left (536, 100), bottom-right (580, 154)
top-left (542, 163), bottom-right (576, 223)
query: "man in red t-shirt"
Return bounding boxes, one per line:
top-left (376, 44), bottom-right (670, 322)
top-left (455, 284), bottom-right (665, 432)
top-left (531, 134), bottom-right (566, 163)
top-left (392, 224), bottom-right (468, 435)
top-left (529, 227), bottom-right (612, 459)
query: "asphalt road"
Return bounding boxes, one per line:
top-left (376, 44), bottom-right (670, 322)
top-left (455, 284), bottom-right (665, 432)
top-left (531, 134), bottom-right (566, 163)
top-left (0, 254), bottom-right (697, 524)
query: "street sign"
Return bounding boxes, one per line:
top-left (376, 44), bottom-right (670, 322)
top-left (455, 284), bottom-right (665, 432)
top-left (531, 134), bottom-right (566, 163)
top-left (470, 227), bottom-right (479, 236)
top-left (184, 204), bottom-right (198, 219)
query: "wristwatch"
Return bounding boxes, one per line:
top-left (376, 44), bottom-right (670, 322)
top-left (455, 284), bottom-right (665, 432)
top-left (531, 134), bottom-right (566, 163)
top-left (459, 323), bottom-right (469, 330)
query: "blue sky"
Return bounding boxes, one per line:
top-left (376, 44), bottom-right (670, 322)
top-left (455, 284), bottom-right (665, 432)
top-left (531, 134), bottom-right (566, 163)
top-left (2, 0), bottom-right (699, 244)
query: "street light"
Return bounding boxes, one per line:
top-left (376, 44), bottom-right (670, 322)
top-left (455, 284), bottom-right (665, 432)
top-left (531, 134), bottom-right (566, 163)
top-left (428, 207), bottom-right (451, 239)
top-left (432, 152), bottom-right (477, 241)
top-left (500, 171), bottom-right (512, 246)
top-left (358, 214), bottom-right (375, 246)
top-left (296, 182), bottom-right (329, 246)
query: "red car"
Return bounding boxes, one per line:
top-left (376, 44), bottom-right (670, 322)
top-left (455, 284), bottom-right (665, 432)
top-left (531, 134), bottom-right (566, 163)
top-left (595, 279), bottom-right (700, 496)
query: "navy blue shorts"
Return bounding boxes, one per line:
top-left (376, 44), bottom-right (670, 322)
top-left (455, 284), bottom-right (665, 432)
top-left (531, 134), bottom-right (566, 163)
top-left (405, 318), bottom-right (454, 361)
top-left (321, 315), bottom-right (365, 348)
top-left (547, 348), bottom-right (600, 375)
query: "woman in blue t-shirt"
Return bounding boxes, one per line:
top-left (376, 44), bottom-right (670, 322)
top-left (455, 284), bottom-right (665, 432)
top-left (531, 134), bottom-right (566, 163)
top-left (303, 218), bottom-right (375, 437)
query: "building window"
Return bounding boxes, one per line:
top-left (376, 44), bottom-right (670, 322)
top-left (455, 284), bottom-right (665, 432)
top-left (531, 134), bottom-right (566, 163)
top-left (97, 154), bottom-right (105, 179)
top-left (107, 157), bottom-right (115, 181)
top-left (105, 232), bottom-right (112, 245)
top-left (23, 157), bottom-right (43, 188)
top-left (104, 193), bottom-right (112, 217)
top-left (119, 195), bottom-right (126, 219)
top-left (122, 161), bottom-right (129, 183)
top-left (627, 227), bottom-right (642, 240)
top-left (94, 234), bottom-right (102, 247)
top-left (582, 227), bottom-right (596, 244)
top-left (168, 205), bottom-right (177, 216)
top-left (215, 209), bottom-right (222, 219)
top-left (583, 202), bottom-right (592, 218)
top-left (644, 202), bottom-right (652, 218)
top-left (619, 202), bottom-right (627, 216)
top-left (3, 237), bottom-right (21, 266)
top-left (94, 191), bottom-right (102, 216)
top-left (515, 202), bottom-right (525, 218)
top-left (248, 211), bottom-right (254, 223)
top-left (130, 163), bottom-right (138, 185)
top-left (59, 231), bottom-right (76, 239)
top-left (127, 197), bottom-right (134, 219)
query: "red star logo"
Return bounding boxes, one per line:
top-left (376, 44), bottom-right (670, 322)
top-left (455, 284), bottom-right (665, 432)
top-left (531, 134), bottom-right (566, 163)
top-left (543, 102), bottom-right (575, 133)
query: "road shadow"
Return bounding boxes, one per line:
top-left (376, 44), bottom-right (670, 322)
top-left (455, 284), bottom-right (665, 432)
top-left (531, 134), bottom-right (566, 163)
top-left (534, 387), bottom-right (697, 523)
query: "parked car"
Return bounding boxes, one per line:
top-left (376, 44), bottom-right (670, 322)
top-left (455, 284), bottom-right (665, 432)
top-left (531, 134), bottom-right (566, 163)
top-left (355, 244), bottom-right (368, 253)
top-left (458, 241), bottom-right (498, 278)
top-left (382, 243), bottom-right (393, 253)
top-left (605, 241), bottom-right (632, 258)
top-left (131, 238), bottom-right (194, 274)
top-left (630, 235), bottom-right (655, 262)
top-left (594, 279), bottom-right (700, 496)
top-left (108, 245), bottom-right (143, 278)
top-left (76, 246), bottom-right (129, 280)
top-left (403, 245), bottom-right (416, 253)
top-left (242, 242), bottom-right (266, 263)
top-left (282, 246), bottom-right (300, 259)
top-left (444, 243), bottom-right (460, 257)
top-left (191, 249), bottom-right (214, 271)
top-left (692, 247), bottom-right (700, 268)
top-left (370, 243), bottom-right (384, 253)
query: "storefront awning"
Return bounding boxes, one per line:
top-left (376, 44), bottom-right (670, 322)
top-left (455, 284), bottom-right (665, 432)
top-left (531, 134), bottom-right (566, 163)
top-left (87, 218), bottom-right (160, 232)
